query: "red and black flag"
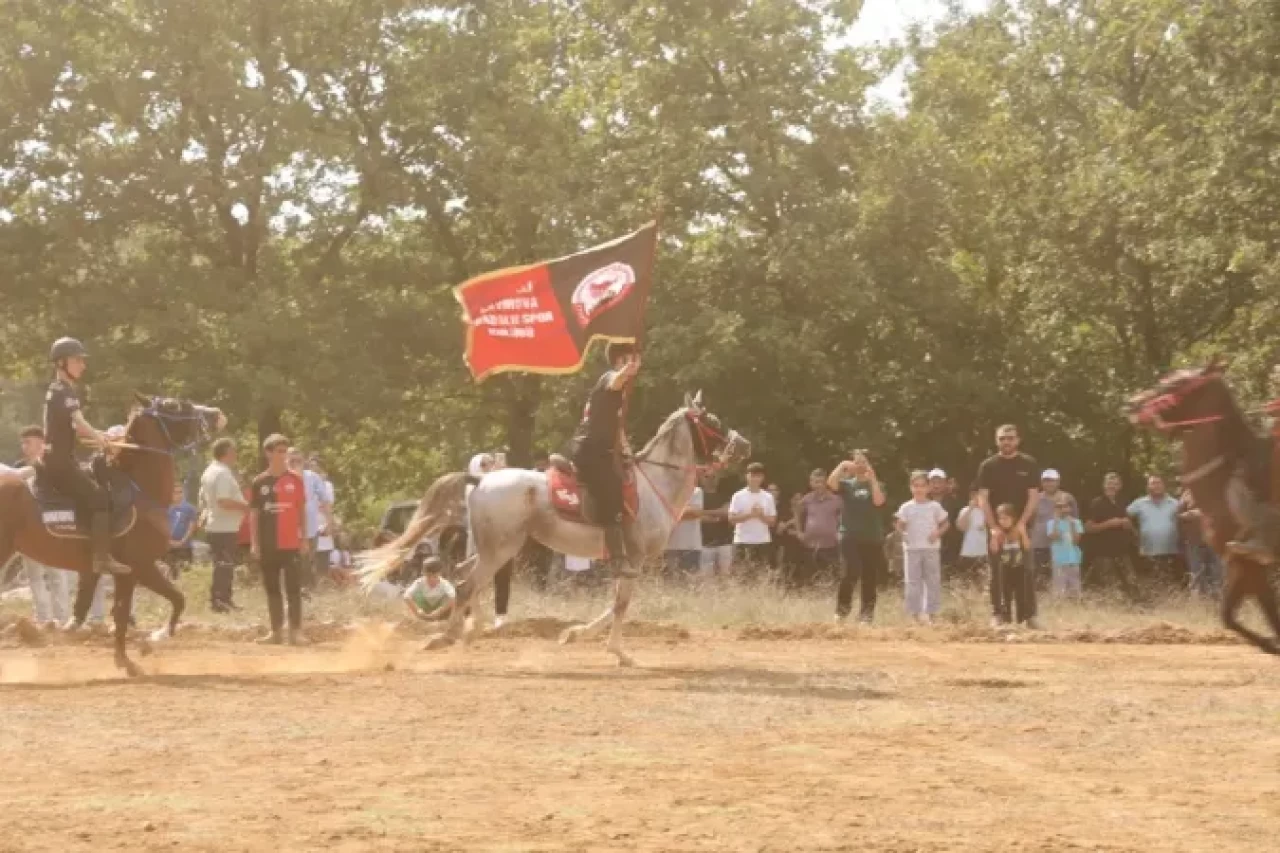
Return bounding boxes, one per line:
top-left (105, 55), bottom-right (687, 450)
top-left (454, 222), bottom-right (657, 381)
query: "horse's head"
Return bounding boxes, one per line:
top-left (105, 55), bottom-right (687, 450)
top-left (682, 390), bottom-right (751, 466)
top-left (1126, 361), bottom-right (1230, 434)
top-left (127, 393), bottom-right (227, 453)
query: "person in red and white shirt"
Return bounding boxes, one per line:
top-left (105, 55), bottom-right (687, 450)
top-left (250, 434), bottom-right (308, 645)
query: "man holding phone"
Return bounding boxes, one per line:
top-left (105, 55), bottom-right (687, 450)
top-left (829, 450), bottom-right (887, 623)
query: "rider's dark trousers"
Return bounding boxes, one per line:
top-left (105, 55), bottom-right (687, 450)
top-left (40, 459), bottom-right (110, 514)
top-left (260, 550), bottom-right (303, 631)
top-left (574, 440), bottom-right (623, 523)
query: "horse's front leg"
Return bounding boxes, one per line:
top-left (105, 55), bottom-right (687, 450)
top-left (112, 574), bottom-right (144, 677)
top-left (605, 576), bottom-right (636, 668)
top-left (1221, 561), bottom-right (1280, 655)
top-left (559, 601), bottom-right (614, 645)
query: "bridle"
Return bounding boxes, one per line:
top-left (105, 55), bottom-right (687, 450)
top-left (637, 408), bottom-right (734, 476)
top-left (635, 407), bottom-right (742, 523)
top-left (1131, 371), bottom-right (1232, 430)
top-left (122, 403), bottom-right (216, 458)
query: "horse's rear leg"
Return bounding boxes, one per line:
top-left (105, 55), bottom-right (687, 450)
top-left (1221, 561), bottom-right (1280, 655)
top-left (137, 563), bottom-right (185, 641)
top-left (112, 574), bottom-right (143, 677)
top-left (425, 550), bottom-right (510, 650)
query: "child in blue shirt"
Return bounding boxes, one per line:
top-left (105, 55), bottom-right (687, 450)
top-left (1045, 496), bottom-right (1083, 597)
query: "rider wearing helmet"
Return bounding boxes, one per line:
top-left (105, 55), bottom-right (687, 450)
top-left (571, 341), bottom-right (641, 567)
top-left (42, 337), bottom-right (131, 575)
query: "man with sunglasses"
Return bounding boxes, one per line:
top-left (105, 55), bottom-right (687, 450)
top-left (976, 424), bottom-right (1041, 628)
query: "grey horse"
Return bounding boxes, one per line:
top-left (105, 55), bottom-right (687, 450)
top-left (359, 393), bottom-right (750, 665)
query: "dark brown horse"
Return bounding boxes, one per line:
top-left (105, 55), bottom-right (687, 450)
top-left (0, 394), bottom-right (224, 676)
top-left (1127, 364), bottom-right (1280, 654)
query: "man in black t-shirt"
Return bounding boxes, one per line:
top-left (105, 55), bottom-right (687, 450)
top-left (699, 472), bottom-right (737, 577)
top-left (571, 342), bottom-right (640, 571)
top-left (976, 424), bottom-right (1040, 627)
top-left (1085, 471), bottom-right (1138, 596)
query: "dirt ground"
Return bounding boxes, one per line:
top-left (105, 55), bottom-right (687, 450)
top-left (2, 629), bottom-right (1279, 852)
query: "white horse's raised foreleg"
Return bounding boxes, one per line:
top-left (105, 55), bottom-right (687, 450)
top-left (559, 603), bottom-right (614, 644)
top-left (606, 577), bottom-right (636, 667)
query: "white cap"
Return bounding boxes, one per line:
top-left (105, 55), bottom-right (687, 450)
top-left (1041, 469), bottom-right (1060, 481)
top-left (927, 468), bottom-right (946, 479)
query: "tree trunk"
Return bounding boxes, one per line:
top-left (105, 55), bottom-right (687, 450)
top-left (256, 405), bottom-right (284, 472)
top-left (503, 375), bottom-right (542, 469)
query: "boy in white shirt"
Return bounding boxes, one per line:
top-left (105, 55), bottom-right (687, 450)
top-left (728, 462), bottom-right (777, 576)
top-left (895, 471), bottom-right (950, 623)
top-left (403, 548), bottom-right (456, 623)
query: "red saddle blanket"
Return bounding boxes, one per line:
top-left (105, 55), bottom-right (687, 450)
top-left (548, 464), bottom-right (639, 522)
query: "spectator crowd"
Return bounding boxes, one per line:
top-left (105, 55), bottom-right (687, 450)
top-left (3, 421), bottom-right (1223, 636)
top-left (663, 423), bottom-right (1223, 628)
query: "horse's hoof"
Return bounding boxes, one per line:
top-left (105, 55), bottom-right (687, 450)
top-left (149, 626), bottom-right (173, 643)
top-left (558, 628), bottom-right (580, 646)
top-left (610, 649), bottom-right (636, 668)
top-left (423, 635), bottom-right (455, 651)
top-left (117, 657), bottom-right (144, 678)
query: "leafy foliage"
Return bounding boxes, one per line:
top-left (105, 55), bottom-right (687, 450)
top-left (2, 0), bottom-right (1277, 516)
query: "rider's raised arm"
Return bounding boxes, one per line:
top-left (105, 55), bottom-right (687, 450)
top-left (606, 354), bottom-right (641, 391)
top-left (826, 462), bottom-right (849, 492)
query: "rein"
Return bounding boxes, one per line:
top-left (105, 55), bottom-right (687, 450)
top-left (634, 411), bottom-right (734, 523)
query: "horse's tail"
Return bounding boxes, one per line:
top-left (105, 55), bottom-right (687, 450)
top-left (358, 471), bottom-right (470, 592)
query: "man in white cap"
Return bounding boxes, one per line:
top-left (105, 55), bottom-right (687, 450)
top-left (1030, 469), bottom-right (1078, 583)
top-left (928, 468), bottom-right (963, 571)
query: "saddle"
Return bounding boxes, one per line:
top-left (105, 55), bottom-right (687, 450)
top-left (546, 454), bottom-right (638, 523)
top-left (30, 463), bottom-right (138, 540)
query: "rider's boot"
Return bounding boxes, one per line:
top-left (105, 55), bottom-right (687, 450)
top-left (90, 512), bottom-right (131, 575)
top-left (603, 520), bottom-right (629, 569)
top-left (1225, 471), bottom-right (1279, 566)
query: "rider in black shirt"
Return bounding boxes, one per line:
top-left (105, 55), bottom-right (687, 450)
top-left (40, 337), bottom-right (131, 575)
top-left (572, 342), bottom-right (641, 568)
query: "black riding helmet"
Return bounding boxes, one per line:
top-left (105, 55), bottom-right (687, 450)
top-left (50, 337), bottom-right (88, 363)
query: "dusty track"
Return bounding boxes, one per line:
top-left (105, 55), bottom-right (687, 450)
top-left (2, 632), bottom-right (1278, 852)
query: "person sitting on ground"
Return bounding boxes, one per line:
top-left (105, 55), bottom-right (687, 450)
top-left (403, 548), bottom-right (456, 623)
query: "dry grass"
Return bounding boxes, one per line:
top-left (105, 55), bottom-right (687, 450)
top-left (2, 561), bottom-right (1258, 642)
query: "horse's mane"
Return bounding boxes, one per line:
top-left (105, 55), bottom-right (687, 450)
top-left (636, 407), bottom-right (690, 459)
